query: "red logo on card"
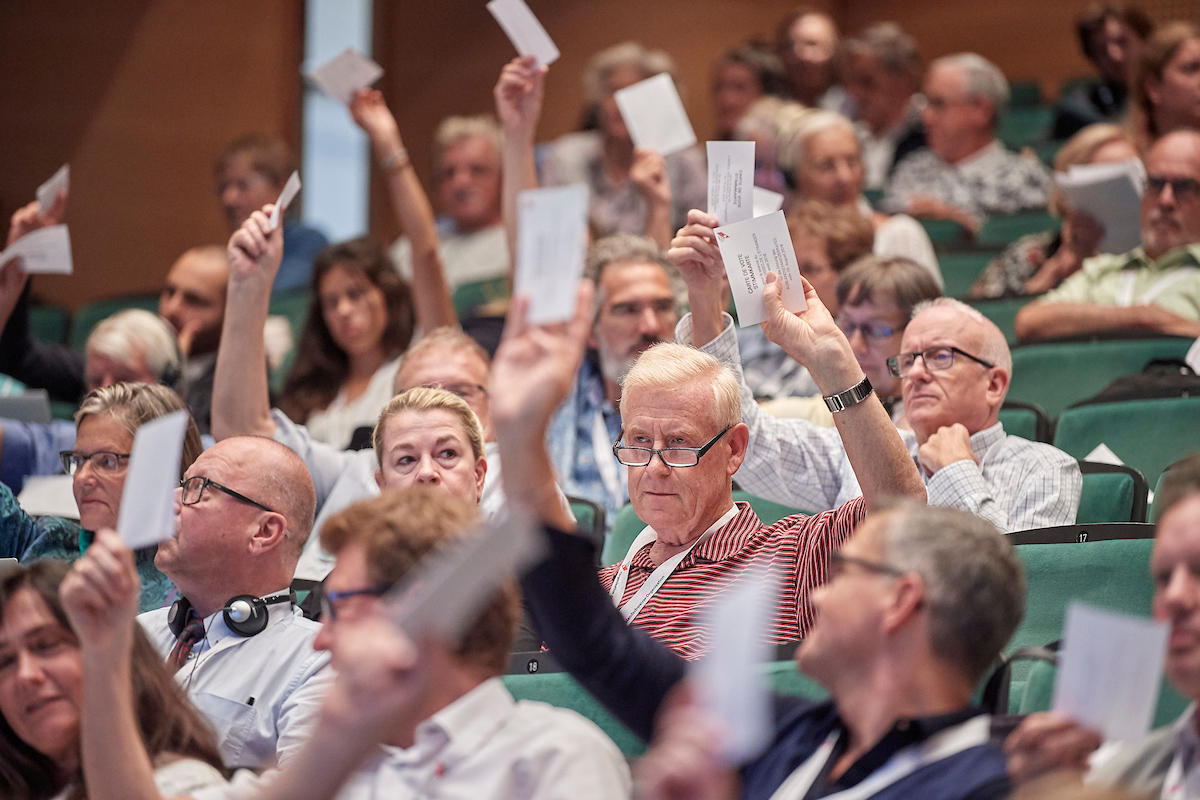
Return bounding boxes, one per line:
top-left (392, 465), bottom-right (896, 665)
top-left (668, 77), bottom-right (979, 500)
top-left (716, 231), bottom-right (729, 239)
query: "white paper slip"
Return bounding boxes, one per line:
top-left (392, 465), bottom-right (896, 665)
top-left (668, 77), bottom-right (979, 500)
top-left (36, 164), bottom-right (69, 213)
top-left (117, 410), bottom-right (189, 549)
top-left (1053, 602), bottom-right (1168, 742)
top-left (1186, 336), bottom-right (1200, 375)
top-left (714, 210), bottom-right (808, 327)
top-left (384, 510), bottom-right (545, 641)
top-left (306, 48), bottom-right (384, 104)
top-left (707, 141), bottom-right (755, 226)
top-left (752, 186), bottom-right (785, 218)
top-left (514, 184), bottom-right (589, 324)
top-left (17, 475), bottom-right (78, 520)
top-left (1084, 442), bottom-right (1124, 466)
top-left (693, 570), bottom-right (775, 764)
top-left (0, 225), bottom-right (73, 275)
top-left (614, 73), bottom-right (696, 157)
top-left (268, 171), bottom-right (302, 231)
top-left (1055, 158), bottom-right (1144, 255)
top-left (486, 0), bottom-right (559, 66)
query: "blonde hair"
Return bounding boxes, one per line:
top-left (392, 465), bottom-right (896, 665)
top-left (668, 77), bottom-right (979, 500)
top-left (372, 387), bottom-right (485, 467)
top-left (583, 41), bottom-right (680, 106)
top-left (620, 343), bottom-right (741, 430)
top-left (779, 108), bottom-right (858, 176)
top-left (86, 309), bottom-right (183, 392)
top-left (432, 114), bottom-right (502, 172)
top-left (74, 382), bottom-right (202, 480)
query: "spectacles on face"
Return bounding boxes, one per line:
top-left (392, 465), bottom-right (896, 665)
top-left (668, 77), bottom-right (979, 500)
top-left (887, 346), bottom-right (995, 379)
top-left (179, 476), bottom-right (276, 514)
top-left (1147, 175), bottom-right (1200, 201)
top-left (836, 316), bottom-right (896, 340)
top-left (829, 551), bottom-right (907, 579)
top-left (60, 450), bottom-right (131, 476)
top-left (320, 584), bottom-right (391, 621)
top-left (613, 426), bottom-right (732, 468)
top-left (418, 381), bottom-right (488, 401)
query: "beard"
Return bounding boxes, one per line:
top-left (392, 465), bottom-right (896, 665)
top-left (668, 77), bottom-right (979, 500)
top-left (597, 336), bottom-right (664, 386)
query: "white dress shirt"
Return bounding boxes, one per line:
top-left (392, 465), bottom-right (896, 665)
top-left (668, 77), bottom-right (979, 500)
top-left (194, 677), bottom-right (632, 800)
top-left (138, 598), bottom-right (333, 770)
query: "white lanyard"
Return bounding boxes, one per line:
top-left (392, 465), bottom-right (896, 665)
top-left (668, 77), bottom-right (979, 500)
top-left (768, 714), bottom-right (992, 800)
top-left (1117, 267), bottom-right (1199, 307)
top-left (591, 408), bottom-right (626, 514)
top-left (608, 506), bottom-right (738, 624)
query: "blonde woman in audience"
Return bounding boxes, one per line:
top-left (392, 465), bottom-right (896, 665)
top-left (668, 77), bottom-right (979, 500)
top-left (780, 109), bottom-right (943, 287)
top-left (1134, 20), bottom-right (1200, 148)
top-left (971, 123), bottom-right (1140, 298)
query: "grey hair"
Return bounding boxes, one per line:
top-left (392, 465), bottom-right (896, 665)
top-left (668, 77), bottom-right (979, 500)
top-left (910, 297), bottom-right (1012, 376)
top-left (432, 114), bottom-right (503, 171)
top-left (620, 342), bottom-right (742, 431)
top-left (878, 499), bottom-right (1026, 684)
top-left (931, 53), bottom-right (1010, 125)
top-left (585, 234), bottom-right (683, 316)
top-left (779, 109), bottom-right (858, 175)
top-left (583, 42), bottom-right (679, 107)
top-left (842, 22), bottom-right (921, 82)
top-left (86, 309), bottom-right (184, 390)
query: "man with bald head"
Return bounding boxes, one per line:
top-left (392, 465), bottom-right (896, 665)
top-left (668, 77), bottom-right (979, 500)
top-left (1016, 129), bottom-right (1200, 341)
top-left (138, 435), bottom-right (331, 770)
top-left (882, 53), bottom-right (1050, 229)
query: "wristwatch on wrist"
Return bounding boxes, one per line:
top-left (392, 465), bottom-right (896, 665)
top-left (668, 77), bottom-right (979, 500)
top-left (823, 376), bottom-right (874, 413)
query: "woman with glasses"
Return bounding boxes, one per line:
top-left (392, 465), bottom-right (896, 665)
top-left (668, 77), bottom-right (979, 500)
top-left (0, 382), bottom-right (203, 611)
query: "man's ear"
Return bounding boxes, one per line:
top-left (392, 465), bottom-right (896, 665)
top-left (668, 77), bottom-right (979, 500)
top-left (882, 573), bottom-right (925, 633)
top-left (249, 512), bottom-right (289, 554)
top-left (987, 367), bottom-right (1010, 411)
top-left (726, 423), bottom-right (750, 478)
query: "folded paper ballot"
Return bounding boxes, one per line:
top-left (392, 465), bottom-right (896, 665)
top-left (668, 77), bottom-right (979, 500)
top-left (117, 410), bottom-right (189, 549)
top-left (268, 171), bottom-right (302, 231)
top-left (707, 141), bottom-right (754, 227)
top-left (307, 48), bottom-right (384, 105)
top-left (0, 225), bottom-right (73, 275)
top-left (714, 210), bottom-right (807, 327)
top-left (36, 164), bottom-right (69, 214)
top-left (514, 184), bottom-right (589, 324)
top-left (614, 73), bottom-right (696, 157)
top-left (487, 0), bottom-right (559, 66)
top-left (1055, 158), bottom-right (1144, 255)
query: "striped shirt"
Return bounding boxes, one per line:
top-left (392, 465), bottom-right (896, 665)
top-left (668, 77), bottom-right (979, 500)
top-left (598, 498), bottom-right (865, 660)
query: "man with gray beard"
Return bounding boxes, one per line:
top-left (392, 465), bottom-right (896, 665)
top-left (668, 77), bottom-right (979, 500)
top-left (546, 234), bottom-right (679, 526)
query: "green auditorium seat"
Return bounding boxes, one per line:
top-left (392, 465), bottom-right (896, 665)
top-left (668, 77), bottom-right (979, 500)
top-left (1053, 397), bottom-right (1200, 489)
top-left (266, 288), bottom-right (313, 390)
top-left (1009, 81), bottom-right (1042, 107)
top-left (566, 495), bottom-right (606, 564)
top-left (502, 672), bottom-right (645, 756)
top-left (976, 213), bottom-right (1058, 250)
top-left (937, 251), bottom-right (995, 298)
top-left (998, 107), bottom-right (1053, 150)
top-left (452, 277), bottom-right (509, 318)
top-left (997, 400), bottom-right (1051, 443)
top-left (919, 218), bottom-right (972, 248)
top-left (69, 293), bottom-right (161, 351)
top-left (968, 295), bottom-right (1035, 345)
top-left (1076, 461), bottom-right (1149, 524)
top-left (1007, 337), bottom-right (1193, 420)
top-left (1012, 651), bottom-right (1188, 726)
top-left (29, 304), bottom-right (71, 345)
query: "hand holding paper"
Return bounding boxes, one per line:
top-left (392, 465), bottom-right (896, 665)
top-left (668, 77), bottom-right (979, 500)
top-left (487, 0), bottom-right (559, 67)
top-left (307, 48), bottom-right (384, 105)
top-left (36, 164), bottom-right (70, 217)
top-left (0, 225), bottom-right (73, 275)
top-left (268, 171), bottom-right (302, 231)
top-left (614, 73), bottom-right (696, 157)
top-left (116, 410), bottom-right (189, 549)
top-left (494, 56), bottom-right (546, 135)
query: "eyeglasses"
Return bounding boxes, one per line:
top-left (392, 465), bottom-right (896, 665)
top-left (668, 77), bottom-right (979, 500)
top-left (613, 426), bottom-right (731, 468)
top-left (60, 450), bottom-right (131, 476)
top-left (418, 381), bottom-right (488, 401)
top-left (1147, 175), bottom-right (1200, 201)
top-left (836, 316), bottom-right (897, 340)
top-left (887, 346), bottom-right (995, 379)
top-left (179, 476), bottom-right (276, 514)
top-left (829, 551), bottom-right (907, 579)
top-left (320, 584), bottom-right (391, 621)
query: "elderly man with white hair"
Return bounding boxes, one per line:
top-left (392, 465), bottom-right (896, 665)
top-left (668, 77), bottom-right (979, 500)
top-left (670, 216), bottom-right (1080, 532)
top-left (882, 52), bottom-right (1051, 231)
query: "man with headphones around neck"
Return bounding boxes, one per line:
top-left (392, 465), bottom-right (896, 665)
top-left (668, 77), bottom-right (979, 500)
top-left (137, 434), bottom-right (331, 772)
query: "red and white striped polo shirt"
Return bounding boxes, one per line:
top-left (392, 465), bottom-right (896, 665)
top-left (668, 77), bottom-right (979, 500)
top-left (598, 497), bottom-right (866, 661)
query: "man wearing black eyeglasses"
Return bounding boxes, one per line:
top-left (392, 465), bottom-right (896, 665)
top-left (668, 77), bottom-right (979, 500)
top-left (1016, 130), bottom-right (1200, 342)
top-left (137, 435), bottom-right (333, 771)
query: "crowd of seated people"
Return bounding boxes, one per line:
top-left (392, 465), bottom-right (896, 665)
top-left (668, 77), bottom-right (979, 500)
top-left (3, 3), bottom-right (1200, 798)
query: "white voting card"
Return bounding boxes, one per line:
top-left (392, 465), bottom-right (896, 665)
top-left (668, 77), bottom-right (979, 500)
top-left (514, 184), bottom-right (589, 324)
top-left (117, 410), bottom-right (189, 549)
top-left (17, 475), bottom-right (77, 520)
top-left (693, 571), bottom-right (774, 764)
top-left (307, 48), bottom-right (384, 105)
top-left (268, 171), bottom-right (302, 231)
top-left (752, 186), bottom-right (785, 218)
top-left (1187, 336), bottom-right (1200, 375)
top-left (714, 210), bottom-right (807, 327)
top-left (707, 141), bottom-right (754, 226)
top-left (36, 164), bottom-right (69, 214)
top-left (1084, 443), bottom-right (1124, 467)
top-left (1055, 159), bottom-right (1144, 255)
top-left (614, 73), bottom-right (696, 157)
top-left (384, 510), bottom-right (544, 641)
top-left (1053, 602), bottom-right (1168, 741)
top-left (0, 225), bottom-right (73, 275)
top-left (486, 0), bottom-right (559, 66)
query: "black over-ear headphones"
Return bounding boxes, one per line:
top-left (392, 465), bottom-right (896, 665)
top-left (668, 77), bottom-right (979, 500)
top-left (167, 591), bottom-right (296, 639)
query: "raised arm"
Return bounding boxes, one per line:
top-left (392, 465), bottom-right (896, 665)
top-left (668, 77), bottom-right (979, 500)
top-left (1015, 300), bottom-right (1200, 341)
top-left (761, 274), bottom-right (925, 510)
top-left (667, 209), bottom-right (727, 344)
top-left (494, 56), bottom-right (545, 277)
top-left (631, 148), bottom-right (674, 250)
top-left (349, 89), bottom-right (455, 331)
top-left (211, 207), bottom-right (281, 440)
